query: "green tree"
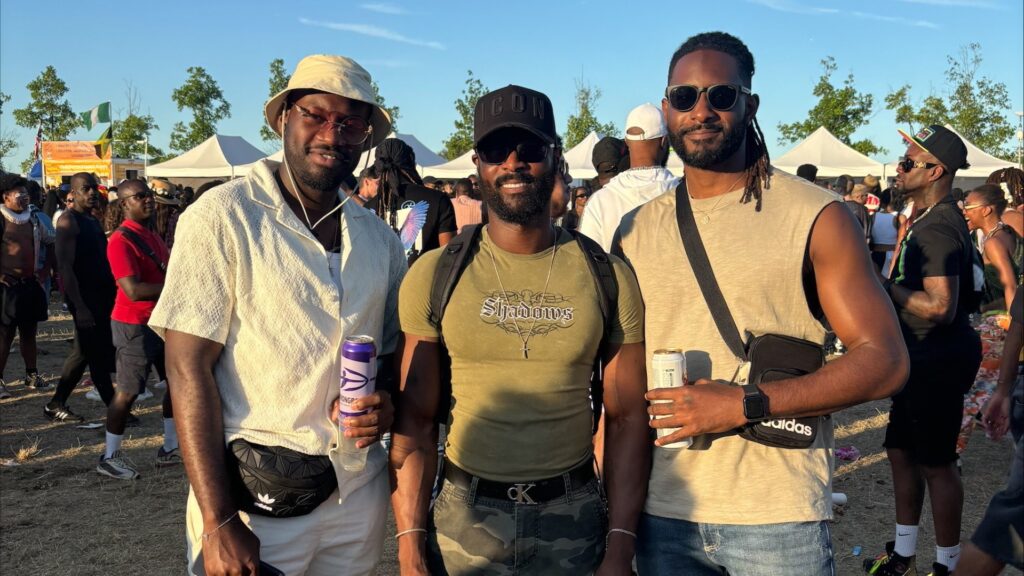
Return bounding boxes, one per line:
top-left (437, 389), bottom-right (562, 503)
top-left (0, 92), bottom-right (18, 171)
top-left (259, 58), bottom-right (291, 145)
top-left (111, 81), bottom-right (163, 159)
top-left (778, 57), bottom-right (884, 157)
top-left (12, 66), bottom-right (81, 171)
top-left (371, 80), bottom-right (400, 133)
top-left (886, 43), bottom-right (1014, 159)
top-left (169, 66), bottom-right (231, 152)
top-left (441, 70), bottom-right (487, 160)
top-left (564, 81), bottom-right (618, 149)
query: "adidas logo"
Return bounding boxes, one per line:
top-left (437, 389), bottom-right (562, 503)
top-left (759, 418), bottom-right (813, 437)
top-left (255, 492), bottom-right (276, 512)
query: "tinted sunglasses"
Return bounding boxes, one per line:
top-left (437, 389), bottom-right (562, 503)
top-left (897, 156), bottom-right (939, 172)
top-left (665, 84), bottom-right (751, 112)
top-left (476, 139), bottom-right (553, 164)
top-left (121, 190), bottom-right (154, 201)
top-left (291, 104), bottom-right (371, 145)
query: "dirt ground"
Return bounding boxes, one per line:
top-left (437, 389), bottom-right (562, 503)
top-left (1, 305), bottom-right (1018, 575)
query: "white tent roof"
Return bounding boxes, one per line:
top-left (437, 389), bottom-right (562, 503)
top-left (239, 132), bottom-right (445, 177)
top-left (882, 124), bottom-right (1015, 179)
top-left (146, 135), bottom-right (267, 178)
top-left (773, 126), bottom-right (884, 178)
top-left (563, 131), bottom-right (604, 180)
top-left (421, 149), bottom-right (476, 179)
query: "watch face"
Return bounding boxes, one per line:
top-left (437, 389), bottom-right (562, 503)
top-left (744, 395), bottom-right (767, 420)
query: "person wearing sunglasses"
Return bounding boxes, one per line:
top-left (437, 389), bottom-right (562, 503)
top-left (615, 32), bottom-right (908, 576)
top-left (963, 184), bottom-right (1021, 313)
top-left (392, 84), bottom-right (649, 576)
top-left (868, 124), bottom-right (981, 576)
top-left (149, 55), bottom-right (405, 576)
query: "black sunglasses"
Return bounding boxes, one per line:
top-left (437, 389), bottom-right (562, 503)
top-left (897, 156), bottom-right (940, 172)
top-left (121, 190), bottom-right (154, 201)
top-left (665, 84), bottom-right (752, 112)
top-left (476, 139), bottom-right (553, 165)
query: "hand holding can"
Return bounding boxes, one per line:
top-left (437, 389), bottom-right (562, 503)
top-left (339, 335), bottom-right (377, 471)
top-left (650, 349), bottom-right (693, 449)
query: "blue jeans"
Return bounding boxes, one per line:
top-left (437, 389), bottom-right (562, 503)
top-left (636, 513), bottom-right (835, 576)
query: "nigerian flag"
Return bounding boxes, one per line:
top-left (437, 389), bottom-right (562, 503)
top-left (80, 102), bottom-right (111, 130)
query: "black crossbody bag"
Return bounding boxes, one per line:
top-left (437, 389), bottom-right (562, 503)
top-left (674, 181), bottom-right (826, 449)
top-left (226, 439), bottom-right (337, 518)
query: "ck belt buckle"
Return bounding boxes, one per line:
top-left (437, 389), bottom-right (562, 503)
top-left (506, 482), bottom-right (538, 504)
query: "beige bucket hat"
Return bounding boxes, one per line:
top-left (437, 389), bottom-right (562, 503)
top-left (264, 55), bottom-right (392, 148)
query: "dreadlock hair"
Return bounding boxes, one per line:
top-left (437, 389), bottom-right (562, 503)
top-left (986, 167), bottom-right (1024, 207)
top-left (668, 31), bottom-right (771, 210)
top-left (372, 138), bottom-right (423, 229)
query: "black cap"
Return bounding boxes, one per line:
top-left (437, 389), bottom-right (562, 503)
top-left (592, 137), bottom-right (628, 175)
top-left (898, 125), bottom-right (970, 171)
top-left (474, 85), bottom-right (557, 145)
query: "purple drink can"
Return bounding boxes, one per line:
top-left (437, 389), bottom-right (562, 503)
top-left (340, 335), bottom-right (377, 418)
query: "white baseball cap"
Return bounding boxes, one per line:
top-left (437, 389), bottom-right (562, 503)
top-left (624, 103), bottom-right (667, 141)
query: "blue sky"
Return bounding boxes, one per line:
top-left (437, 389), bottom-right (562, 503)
top-left (2, 0), bottom-right (1022, 166)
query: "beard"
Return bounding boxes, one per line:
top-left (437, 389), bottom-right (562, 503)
top-left (480, 170), bottom-right (555, 226)
top-left (283, 137), bottom-right (356, 193)
top-left (669, 120), bottom-right (747, 169)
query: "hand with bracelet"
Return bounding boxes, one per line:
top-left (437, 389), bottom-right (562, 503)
top-left (596, 528), bottom-right (638, 575)
top-left (200, 509), bottom-right (261, 576)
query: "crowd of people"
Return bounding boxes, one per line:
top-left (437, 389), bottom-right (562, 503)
top-left (1, 30), bottom-right (1023, 576)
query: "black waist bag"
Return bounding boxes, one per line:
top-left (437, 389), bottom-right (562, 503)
top-left (227, 439), bottom-right (337, 518)
top-left (737, 334), bottom-right (826, 449)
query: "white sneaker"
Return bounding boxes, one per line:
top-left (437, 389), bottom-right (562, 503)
top-left (85, 388), bottom-right (102, 402)
top-left (137, 389), bottom-right (154, 401)
top-left (151, 380), bottom-right (167, 390)
top-left (97, 450), bottom-right (140, 480)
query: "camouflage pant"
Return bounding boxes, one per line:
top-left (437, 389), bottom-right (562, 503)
top-left (426, 476), bottom-right (607, 575)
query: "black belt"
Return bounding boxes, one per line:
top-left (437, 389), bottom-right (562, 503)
top-left (443, 459), bottom-right (595, 504)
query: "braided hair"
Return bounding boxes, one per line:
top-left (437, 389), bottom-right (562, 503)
top-left (986, 167), bottom-right (1024, 207)
top-left (669, 31), bottom-right (771, 210)
top-left (372, 138), bottom-right (422, 229)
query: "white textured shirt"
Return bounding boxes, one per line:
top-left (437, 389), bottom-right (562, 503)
top-left (578, 167), bottom-right (679, 251)
top-left (149, 159), bottom-right (407, 456)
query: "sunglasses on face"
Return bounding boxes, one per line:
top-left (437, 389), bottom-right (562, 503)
top-left (291, 104), bottom-right (371, 145)
top-left (897, 156), bottom-right (940, 172)
top-left (962, 202), bottom-right (989, 211)
top-left (664, 84), bottom-right (751, 112)
top-left (121, 190), bottom-right (154, 201)
top-left (475, 138), bottom-right (554, 165)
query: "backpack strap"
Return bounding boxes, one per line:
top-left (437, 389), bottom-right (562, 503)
top-left (429, 224), bottom-right (483, 332)
top-left (115, 226), bottom-right (168, 273)
top-left (568, 228), bottom-right (619, 434)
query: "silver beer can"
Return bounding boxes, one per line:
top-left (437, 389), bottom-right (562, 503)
top-left (651, 349), bottom-right (692, 449)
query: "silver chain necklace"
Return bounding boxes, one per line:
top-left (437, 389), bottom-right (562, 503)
top-left (688, 172), bottom-right (747, 224)
top-left (486, 227), bottom-right (559, 359)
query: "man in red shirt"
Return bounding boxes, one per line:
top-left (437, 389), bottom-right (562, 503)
top-left (99, 179), bottom-right (175, 480)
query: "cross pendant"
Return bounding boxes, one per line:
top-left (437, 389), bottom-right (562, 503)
top-left (522, 344), bottom-right (529, 359)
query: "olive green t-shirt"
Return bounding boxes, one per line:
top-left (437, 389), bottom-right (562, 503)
top-left (399, 227), bottom-right (644, 482)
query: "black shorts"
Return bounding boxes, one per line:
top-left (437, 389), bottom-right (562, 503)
top-left (0, 280), bottom-right (47, 326)
top-left (883, 338), bottom-right (982, 466)
top-left (111, 320), bottom-right (163, 396)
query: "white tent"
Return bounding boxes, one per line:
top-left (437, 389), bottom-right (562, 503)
top-left (240, 132), bottom-right (446, 177)
top-left (563, 131), bottom-right (604, 180)
top-left (882, 124), bottom-right (1016, 188)
top-left (773, 126), bottom-right (884, 179)
top-left (421, 149), bottom-right (476, 180)
top-left (146, 135), bottom-right (267, 179)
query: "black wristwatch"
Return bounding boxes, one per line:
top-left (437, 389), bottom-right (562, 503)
top-left (742, 383), bottom-right (770, 422)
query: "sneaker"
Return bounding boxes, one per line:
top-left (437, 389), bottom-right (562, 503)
top-left (151, 380), bottom-right (167, 390)
top-left (97, 450), bottom-right (140, 480)
top-left (25, 373), bottom-right (52, 390)
top-left (926, 564), bottom-right (949, 576)
top-left (43, 403), bottom-right (85, 423)
top-left (0, 379), bottom-right (11, 399)
top-left (136, 388), bottom-right (154, 401)
top-left (155, 446), bottom-right (182, 467)
top-left (864, 541), bottom-right (917, 575)
top-left (84, 387), bottom-right (103, 402)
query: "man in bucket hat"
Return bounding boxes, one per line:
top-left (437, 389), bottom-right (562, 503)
top-left (149, 55), bottom-right (407, 576)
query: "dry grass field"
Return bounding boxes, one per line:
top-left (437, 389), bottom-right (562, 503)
top-left (1, 304), bottom-right (1017, 575)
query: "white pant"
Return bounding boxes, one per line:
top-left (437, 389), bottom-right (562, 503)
top-left (186, 446), bottom-right (388, 576)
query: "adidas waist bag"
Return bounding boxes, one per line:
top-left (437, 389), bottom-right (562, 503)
top-left (737, 333), bottom-right (827, 450)
top-left (227, 439), bottom-right (337, 518)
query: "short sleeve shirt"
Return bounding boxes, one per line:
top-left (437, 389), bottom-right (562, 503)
top-left (892, 196), bottom-right (976, 347)
top-left (367, 183), bottom-right (457, 254)
top-left (399, 227), bottom-right (644, 481)
top-left (107, 219), bottom-right (169, 325)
